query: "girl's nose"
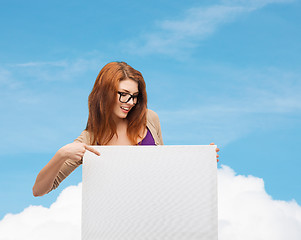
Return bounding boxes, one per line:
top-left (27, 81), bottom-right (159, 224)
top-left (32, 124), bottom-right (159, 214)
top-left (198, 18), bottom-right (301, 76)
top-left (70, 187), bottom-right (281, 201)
top-left (128, 97), bottom-right (135, 105)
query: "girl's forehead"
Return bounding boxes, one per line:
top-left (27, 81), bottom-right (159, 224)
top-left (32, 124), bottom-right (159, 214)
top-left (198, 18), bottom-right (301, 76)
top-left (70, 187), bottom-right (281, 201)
top-left (118, 79), bottom-right (139, 92)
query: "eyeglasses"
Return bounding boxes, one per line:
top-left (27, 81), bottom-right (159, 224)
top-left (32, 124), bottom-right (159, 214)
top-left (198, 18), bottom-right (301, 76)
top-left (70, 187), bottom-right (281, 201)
top-left (117, 91), bottom-right (139, 104)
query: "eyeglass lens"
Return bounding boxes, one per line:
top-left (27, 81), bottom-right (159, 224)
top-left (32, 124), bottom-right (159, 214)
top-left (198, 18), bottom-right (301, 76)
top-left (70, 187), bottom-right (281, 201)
top-left (118, 92), bottom-right (138, 104)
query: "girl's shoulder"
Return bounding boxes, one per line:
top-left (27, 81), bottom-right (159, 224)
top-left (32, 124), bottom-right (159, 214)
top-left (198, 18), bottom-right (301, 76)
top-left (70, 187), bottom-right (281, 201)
top-left (74, 109), bottom-right (161, 145)
top-left (74, 130), bottom-right (93, 145)
top-left (146, 109), bottom-right (163, 145)
top-left (146, 109), bottom-right (160, 124)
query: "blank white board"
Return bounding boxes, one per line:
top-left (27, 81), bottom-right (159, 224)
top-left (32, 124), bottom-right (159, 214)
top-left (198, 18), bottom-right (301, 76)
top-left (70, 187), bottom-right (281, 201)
top-left (82, 145), bottom-right (217, 240)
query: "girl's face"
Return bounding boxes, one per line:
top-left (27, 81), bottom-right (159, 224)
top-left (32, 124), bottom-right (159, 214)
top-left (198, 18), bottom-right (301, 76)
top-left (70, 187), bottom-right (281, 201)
top-left (112, 79), bottom-right (139, 120)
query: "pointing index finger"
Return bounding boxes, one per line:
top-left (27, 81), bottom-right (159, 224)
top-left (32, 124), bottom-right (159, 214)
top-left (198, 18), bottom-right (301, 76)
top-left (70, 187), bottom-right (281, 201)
top-left (84, 144), bottom-right (101, 156)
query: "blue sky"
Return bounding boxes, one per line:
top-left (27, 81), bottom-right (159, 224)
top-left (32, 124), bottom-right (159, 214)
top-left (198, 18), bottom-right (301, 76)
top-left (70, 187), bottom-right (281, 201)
top-left (0, 0), bottom-right (300, 229)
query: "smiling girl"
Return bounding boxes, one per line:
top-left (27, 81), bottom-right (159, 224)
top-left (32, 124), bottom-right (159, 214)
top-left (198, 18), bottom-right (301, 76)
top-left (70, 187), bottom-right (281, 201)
top-left (32, 61), bottom-right (219, 197)
top-left (32, 62), bottom-right (163, 196)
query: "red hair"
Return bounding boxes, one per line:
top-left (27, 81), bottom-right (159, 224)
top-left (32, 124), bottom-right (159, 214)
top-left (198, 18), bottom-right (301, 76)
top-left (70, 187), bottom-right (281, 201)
top-left (86, 62), bottom-right (147, 145)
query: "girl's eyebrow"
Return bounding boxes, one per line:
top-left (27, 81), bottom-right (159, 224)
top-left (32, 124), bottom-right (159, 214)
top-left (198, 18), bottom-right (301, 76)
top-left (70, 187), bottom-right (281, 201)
top-left (120, 89), bottom-right (139, 94)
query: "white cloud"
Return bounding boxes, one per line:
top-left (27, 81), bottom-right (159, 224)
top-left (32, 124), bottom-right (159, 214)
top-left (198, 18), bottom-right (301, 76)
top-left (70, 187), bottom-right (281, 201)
top-left (218, 165), bottom-right (301, 240)
top-left (0, 184), bottom-right (81, 240)
top-left (221, 0), bottom-right (294, 9)
top-left (124, 5), bottom-right (247, 57)
top-left (12, 61), bottom-right (68, 68)
top-left (1, 166), bottom-right (300, 240)
top-left (9, 56), bottom-right (103, 83)
top-left (124, 0), bottom-right (294, 56)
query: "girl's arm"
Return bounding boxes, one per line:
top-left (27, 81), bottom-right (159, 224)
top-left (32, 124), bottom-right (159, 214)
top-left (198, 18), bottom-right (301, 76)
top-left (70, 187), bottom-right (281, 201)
top-left (32, 142), bottom-right (100, 197)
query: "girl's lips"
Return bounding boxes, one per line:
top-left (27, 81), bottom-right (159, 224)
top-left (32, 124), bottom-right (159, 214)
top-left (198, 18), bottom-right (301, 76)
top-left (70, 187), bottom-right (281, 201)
top-left (120, 106), bottom-right (130, 113)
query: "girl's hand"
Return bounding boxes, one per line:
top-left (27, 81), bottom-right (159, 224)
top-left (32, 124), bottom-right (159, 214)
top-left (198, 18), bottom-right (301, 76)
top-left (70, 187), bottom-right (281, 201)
top-left (210, 142), bottom-right (220, 162)
top-left (59, 142), bottom-right (100, 162)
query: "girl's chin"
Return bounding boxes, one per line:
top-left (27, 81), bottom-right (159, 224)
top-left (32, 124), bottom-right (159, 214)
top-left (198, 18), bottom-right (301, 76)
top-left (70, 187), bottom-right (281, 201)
top-left (117, 112), bottom-right (128, 119)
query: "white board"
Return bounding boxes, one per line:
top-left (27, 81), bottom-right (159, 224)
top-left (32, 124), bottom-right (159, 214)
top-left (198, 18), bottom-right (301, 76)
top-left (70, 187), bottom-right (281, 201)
top-left (82, 145), bottom-right (217, 240)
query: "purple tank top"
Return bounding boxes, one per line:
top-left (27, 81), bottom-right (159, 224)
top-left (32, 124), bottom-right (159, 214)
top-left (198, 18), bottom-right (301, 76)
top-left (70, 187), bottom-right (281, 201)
top-left (138, 128), bottom-right (156, 145)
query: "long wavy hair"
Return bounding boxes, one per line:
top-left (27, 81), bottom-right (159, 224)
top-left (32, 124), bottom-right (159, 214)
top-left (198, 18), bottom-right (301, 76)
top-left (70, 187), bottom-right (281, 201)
top-left (86, 61), bottom-right (147, 145)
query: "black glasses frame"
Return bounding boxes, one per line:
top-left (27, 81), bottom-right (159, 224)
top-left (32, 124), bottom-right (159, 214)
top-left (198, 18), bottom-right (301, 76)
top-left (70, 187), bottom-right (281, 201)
top-left (117, 91), bottom-right (139, 104)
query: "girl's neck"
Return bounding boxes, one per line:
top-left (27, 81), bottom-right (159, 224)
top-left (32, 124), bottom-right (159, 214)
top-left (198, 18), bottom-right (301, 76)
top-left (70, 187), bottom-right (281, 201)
top-left (113, 116), bottom-right (128, 128)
